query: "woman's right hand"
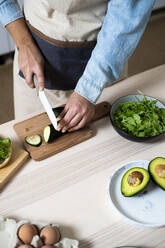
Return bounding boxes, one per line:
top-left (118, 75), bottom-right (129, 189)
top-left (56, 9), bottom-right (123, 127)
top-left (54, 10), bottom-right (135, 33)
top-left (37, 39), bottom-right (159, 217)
top-left (6, 18), bottom-right (45, 90)
top-left (18, 41), bottom-right (45, 90)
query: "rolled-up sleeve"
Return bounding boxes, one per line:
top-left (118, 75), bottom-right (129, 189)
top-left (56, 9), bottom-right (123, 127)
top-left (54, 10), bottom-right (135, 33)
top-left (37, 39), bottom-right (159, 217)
top-left (0, 0), bottom-right (23, 27)
top-left (75, 0), bottom-right (155, 104)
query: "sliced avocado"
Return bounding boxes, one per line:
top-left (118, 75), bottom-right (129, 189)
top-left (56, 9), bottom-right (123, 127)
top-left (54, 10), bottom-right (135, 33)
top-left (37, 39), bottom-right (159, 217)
top-left (148, 157), bottom-right (165, 190)
top-left (44, 124), bottom-right (62, 143)
top-left (121, 167), bottom-right (150, 197)
top-left (44, 107), bottom-right (65, 143)
top-left (25, 134), bottom-right (42, 147)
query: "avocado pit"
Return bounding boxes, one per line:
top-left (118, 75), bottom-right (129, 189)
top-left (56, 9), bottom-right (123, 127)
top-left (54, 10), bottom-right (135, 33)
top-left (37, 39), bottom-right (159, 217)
top-left (127, 171), bottom-right (143, 186)
top-left (155, 164), bottom-right (165, 178)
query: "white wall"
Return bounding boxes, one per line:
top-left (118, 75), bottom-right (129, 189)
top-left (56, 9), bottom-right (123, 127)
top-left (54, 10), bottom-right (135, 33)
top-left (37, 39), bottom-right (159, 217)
top-left (153, 0), bottom-right (165, 10)
top-left (0, 28), bottom-right (15, 55)
top-left (0, 0), bottom-right (23, 55)
top-left (0, 0), bottom-right (164, 56)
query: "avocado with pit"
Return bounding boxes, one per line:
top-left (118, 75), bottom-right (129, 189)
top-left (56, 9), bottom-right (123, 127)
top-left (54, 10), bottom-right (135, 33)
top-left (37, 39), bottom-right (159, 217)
top-left (148, 157), bottom-right (165, 190)
top-left (121, 167), bottom-right (150, 197)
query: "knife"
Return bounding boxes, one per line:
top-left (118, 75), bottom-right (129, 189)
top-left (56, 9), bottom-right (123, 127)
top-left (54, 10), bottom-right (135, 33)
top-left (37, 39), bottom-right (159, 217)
top-left (33, 75), bottom-right (58, 130)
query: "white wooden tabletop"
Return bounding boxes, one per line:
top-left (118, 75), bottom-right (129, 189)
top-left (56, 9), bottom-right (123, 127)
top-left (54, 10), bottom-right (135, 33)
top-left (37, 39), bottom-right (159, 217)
top-left (1, 65), bottom-right (165, 248)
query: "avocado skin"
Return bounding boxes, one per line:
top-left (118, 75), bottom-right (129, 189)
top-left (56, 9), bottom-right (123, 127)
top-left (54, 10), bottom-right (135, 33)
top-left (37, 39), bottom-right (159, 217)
top-left (121, 167), bottom-right (150, 197)
top-left (45, 107), bottom-right (65, 143)
top-left (48, 124), bottom-right (62, 143)
top-left (148, 157), bottom-right (165, 191)
top-left (53, 107), bottom-right (64, 118)
top-left (121, 184), bottom-right (149, 197)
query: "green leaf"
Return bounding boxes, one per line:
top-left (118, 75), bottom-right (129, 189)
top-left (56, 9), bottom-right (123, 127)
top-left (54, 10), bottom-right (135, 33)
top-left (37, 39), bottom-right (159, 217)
top-left (114, 97), bottom-right (165, 137)
top-left (0, 137), bottom-right (11, 161)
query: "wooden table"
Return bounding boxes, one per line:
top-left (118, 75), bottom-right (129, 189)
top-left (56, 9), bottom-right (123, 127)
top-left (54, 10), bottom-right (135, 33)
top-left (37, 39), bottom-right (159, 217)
top-left (1, 65), bottom-right (165, 248)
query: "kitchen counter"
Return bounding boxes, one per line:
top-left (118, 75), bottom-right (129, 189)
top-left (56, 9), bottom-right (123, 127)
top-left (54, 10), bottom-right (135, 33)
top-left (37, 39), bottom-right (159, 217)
top-left (1, 64), bottom-right (165, 248)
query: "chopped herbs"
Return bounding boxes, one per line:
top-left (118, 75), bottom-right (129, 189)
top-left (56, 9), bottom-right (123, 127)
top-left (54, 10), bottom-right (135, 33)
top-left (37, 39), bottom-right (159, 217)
top-left (0, 137), bottom-right (11, 164)
top-left (114, 97), bottom-right (165, 137)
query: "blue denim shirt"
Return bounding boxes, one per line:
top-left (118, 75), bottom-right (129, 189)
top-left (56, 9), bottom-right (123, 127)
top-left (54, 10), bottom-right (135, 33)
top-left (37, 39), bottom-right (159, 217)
top-left (0, 0), bottom-right (155, 103)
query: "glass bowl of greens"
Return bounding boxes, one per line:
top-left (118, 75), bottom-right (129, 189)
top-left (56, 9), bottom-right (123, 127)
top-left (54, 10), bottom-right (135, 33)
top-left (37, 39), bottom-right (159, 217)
top-left (0, 137), bottom-right (12, 168)
top-left (110, 95), bottom-right (165, 142)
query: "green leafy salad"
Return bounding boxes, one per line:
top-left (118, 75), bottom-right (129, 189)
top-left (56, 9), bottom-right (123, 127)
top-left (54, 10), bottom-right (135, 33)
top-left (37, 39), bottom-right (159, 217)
top-left (114, 96), bottom-right (165, 137)
top-left (0, 137), bottom-right (12, 164)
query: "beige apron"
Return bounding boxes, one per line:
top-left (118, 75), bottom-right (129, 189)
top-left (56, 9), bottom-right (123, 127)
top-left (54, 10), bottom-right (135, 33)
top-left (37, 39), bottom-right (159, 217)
top-left (14, 0), bottom-right (108, 118)
top-left (24, 0), bottom-right (108, 41)
top-left (14, 49), bottom-right (73, 119)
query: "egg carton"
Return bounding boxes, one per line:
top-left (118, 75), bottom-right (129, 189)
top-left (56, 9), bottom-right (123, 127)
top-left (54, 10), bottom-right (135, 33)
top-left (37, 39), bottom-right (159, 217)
top-left (0, 216), bottom-right (79, 248)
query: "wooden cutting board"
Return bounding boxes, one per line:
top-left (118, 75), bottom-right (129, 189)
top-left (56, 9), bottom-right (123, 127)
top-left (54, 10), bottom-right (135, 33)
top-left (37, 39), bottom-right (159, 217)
top-left (0, 146), bottom-right (29, 190)
top-left (14, 101), bottom-right (110, 161)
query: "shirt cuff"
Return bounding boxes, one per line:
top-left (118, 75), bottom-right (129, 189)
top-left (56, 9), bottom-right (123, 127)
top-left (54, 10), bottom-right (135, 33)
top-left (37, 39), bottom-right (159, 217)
top-left (75, 72), bottom-right (116, 104)
top-left (0, 1), bottom-right (23, 27)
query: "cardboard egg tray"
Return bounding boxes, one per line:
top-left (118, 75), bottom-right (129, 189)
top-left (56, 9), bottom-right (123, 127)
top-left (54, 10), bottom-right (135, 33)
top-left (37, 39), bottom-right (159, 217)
top-left (0, 216), bottom-right (79, 248)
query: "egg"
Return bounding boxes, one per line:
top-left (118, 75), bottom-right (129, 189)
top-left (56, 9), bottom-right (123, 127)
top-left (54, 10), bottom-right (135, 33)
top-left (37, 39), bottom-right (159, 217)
top-left (18, 224), bottom-right (38, 244)
top-left (41, 246), bottom-right (55, 248)
top-left (18, 245), bottom-right (33, 248)
top-left (40, 226), bottom-right (61, 245)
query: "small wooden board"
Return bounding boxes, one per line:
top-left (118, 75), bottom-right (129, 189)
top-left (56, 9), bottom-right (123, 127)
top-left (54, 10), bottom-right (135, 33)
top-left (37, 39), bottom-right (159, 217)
top-left (0, 146), bottom-right (29, 190)
top-left (14, 102), bottom-right (110, 161)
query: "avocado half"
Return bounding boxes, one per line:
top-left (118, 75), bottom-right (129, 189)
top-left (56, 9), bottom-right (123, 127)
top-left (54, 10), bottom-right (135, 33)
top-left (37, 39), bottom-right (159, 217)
top-left (121, 167), bottom-right (150, 197)
top-left (148, 157), bottom-right (165, 190)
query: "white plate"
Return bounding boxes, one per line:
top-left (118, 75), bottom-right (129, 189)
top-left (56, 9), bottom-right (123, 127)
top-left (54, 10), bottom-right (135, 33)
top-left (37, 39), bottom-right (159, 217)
top-left (108, 160), bottom-right (165, 228)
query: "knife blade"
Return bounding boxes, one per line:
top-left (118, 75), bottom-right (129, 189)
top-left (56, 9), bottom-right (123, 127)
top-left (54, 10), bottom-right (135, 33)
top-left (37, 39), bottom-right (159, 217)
top-left (33, 75), bottom-right (58, 130)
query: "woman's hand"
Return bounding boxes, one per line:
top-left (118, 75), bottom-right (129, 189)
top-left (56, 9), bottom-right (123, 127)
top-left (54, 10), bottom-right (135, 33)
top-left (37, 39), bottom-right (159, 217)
top-left (57, 91), bottom-right (95, 132)
top-left (6, 18), bottom-right (45, 90)
top-left (18, 42), bottom-right (45, 90)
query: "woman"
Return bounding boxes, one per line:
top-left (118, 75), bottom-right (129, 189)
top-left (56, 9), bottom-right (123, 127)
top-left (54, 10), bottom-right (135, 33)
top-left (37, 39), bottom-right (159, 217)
top-left (0, 0), bottom-right (155, 132)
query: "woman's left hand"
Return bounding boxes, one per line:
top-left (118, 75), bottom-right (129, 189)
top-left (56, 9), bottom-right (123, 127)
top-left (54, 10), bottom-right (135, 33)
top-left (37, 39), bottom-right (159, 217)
top-left (57, 91), bottom-right (95, 132)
